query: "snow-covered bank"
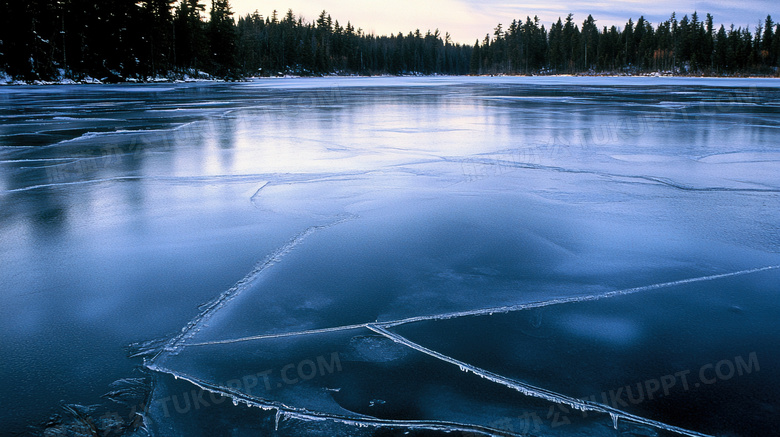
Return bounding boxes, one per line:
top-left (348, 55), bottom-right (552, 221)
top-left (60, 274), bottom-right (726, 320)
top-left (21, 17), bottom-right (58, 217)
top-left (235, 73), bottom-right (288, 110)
top-left (3, 70), bottom-right (777, 86)
top-left (0, 69), bottom-right (218, 86)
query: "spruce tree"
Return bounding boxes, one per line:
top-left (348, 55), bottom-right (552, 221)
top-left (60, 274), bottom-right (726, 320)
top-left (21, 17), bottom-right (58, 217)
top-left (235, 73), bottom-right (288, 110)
top-left (209, 0), bottom-right (236, 76)
top-left (762, 16), bottom-right (774, 67)
top-left (469, 40), bottom-right (480, 75)
top-left (581, 15), bottom-right (598, 70)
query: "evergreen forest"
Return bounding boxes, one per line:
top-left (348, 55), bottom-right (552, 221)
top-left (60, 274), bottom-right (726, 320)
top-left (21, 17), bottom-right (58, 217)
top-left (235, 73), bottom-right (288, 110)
top-left (1, 0), bottom-right (778, 81)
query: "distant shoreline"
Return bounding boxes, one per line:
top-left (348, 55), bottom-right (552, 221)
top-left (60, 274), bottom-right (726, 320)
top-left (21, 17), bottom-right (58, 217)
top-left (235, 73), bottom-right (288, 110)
top-left (2, 73), bottom-right (778, 86)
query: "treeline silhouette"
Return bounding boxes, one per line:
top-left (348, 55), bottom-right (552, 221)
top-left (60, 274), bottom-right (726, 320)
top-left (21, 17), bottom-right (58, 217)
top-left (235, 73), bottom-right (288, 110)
top-left (472, 13), bottom-right (780, 75)
top-left (0, 0), bottom-right (778, 82)
top-left (235, 10), bottom-right (472, 76)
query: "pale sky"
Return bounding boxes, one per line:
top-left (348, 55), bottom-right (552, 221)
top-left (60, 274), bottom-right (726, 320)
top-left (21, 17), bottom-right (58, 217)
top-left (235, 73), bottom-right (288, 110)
top-left (228, 0), bottom-right (779, 44)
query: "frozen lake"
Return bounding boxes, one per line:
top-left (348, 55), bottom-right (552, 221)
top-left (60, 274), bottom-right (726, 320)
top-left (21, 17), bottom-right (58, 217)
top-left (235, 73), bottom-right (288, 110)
top-left (1, 77), bottom-right (779, 436)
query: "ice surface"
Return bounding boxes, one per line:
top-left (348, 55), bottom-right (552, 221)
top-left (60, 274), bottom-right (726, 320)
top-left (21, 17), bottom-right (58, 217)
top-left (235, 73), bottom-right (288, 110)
top-left (389, 268), bottom-right (780, 435)
top-left (2, 77), bottom-right (779, 435)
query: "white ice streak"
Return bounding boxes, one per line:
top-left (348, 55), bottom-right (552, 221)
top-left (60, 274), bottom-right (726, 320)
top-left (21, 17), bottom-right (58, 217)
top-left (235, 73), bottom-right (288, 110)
top-left (367, 325), bottom-right (713, 437)
top-left (1, 176), bottom-right (140, 193)
top-left (0, 173), bottom-right (318, 194)
top-left (380, 264), bottom-right (780, 328)
top-left (455, 156), bottom-right (780, 193)
top-left (185, 324), bottom-right (370, 346)
top-left (0, 158), bottom-right (75, 163)
top-left (184, 264), bottom-right (780, 347)
top-left (146, 362), bottom-right (524, 436)
top-left (250, 181), bottom-right (269, 202)
top-left (153, 215), bottom-right (356, 357)
top-left (39, 122), bottom-right (200, 149)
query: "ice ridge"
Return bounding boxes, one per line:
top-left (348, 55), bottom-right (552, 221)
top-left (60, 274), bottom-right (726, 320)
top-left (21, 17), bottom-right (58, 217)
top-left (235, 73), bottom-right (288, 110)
top-left (183, 264), bottom-right (780, 346)
top-left (154, 215), bottom-right (357, 357)
top-left (367, 325), bottom-right (713, 437)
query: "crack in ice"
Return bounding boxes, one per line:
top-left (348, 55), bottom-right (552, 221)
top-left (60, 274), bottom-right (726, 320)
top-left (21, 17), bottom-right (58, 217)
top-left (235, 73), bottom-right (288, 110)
top-left (367, 325), bottom-right (714, 437)
top-left (146, 363), bottom-right (523, 437)
top-left (153, 215), bottom-right (358, 357)
top-left (183, 264), bottom-right (780, 347)
top-left (455, 156), bottom-right (780, 193)
top-left (143, 222), bottom-right (778, 436)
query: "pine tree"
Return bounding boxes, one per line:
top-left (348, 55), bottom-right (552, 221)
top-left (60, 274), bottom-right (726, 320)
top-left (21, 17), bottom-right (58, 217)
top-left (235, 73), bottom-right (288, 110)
top-left (623, 18), bottom-right (634, 68)
top-left (704, 14), bottom-right (714, 70)
top-left (140, 0), bottom-right (175, 76)
top-left (761, 15), bottom-right (774, 67)
top-left (548, 18), bottom-right (563, 71)
top-left (581, 15), bottom-right (598, 70)
top-left (174, 0), bottom-right (207, 72)
top-left (209, 0), bottom-right (236, 76)
top-left (773, 24), bottom-right (780, 69)
top-left (469, 40), bottom-right (480, 75)
top-left (561, 14), bottom-right (577, 71)
top-left (714, 25), bottom-right (728, 71)
top-left (670, 12), bottom-right (679, 70)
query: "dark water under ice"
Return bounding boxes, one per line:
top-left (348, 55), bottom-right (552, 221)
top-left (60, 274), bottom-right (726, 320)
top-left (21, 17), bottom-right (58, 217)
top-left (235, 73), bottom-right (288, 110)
top-left (1, 77), bottom-right (779, 436)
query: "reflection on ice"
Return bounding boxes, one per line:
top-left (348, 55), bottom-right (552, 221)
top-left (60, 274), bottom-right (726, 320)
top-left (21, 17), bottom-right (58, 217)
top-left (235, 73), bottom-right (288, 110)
top-left (557, 314), bottom-right (641, 345)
